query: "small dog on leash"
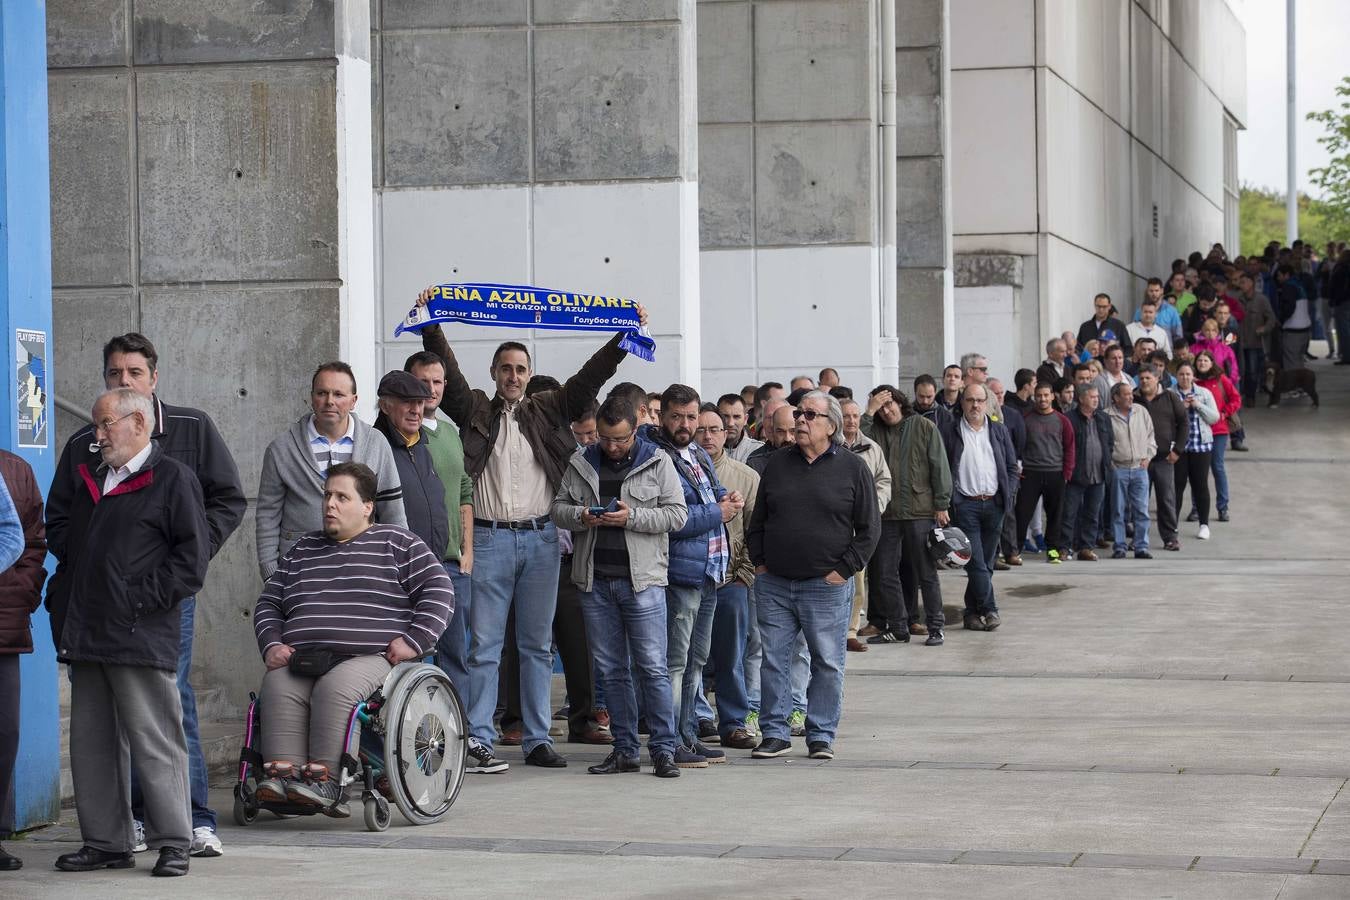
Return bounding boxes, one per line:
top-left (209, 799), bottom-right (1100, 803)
top-left (1264, 364), bottom-right (1319, 408)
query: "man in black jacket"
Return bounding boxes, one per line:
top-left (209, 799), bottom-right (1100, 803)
top-left (1061, 384), bottom-right (1113, 560)
top-left (373, 371), bottom-right (449, 561)
top-left (46, 389), bottom-right (209, 877)
top-left (1076, 293), bottom-right (1133, 356)
top-left (45, 332), bottom-right (244, 858)
top-left (1135, 366), bottom-right (1188, 551)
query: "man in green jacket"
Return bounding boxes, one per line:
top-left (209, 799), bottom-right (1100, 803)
top-left (862, 386), bottom-right (953, 646)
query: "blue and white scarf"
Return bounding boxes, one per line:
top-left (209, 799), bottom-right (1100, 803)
top-left (394, 283), bottom-right (656, 362)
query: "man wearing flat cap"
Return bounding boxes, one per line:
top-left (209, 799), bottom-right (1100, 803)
top-left (373, 371), bottom-right (453, 571)
top-left (256, 362), bottom-right (407, 580)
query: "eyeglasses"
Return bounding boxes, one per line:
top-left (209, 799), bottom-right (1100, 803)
top-left (969, 366), bottom-right (988, 372)
top-left (93, 412), bottom-right (136, 434)
top-left (693, 426), bottom-right (725, 436)
top-left (792, 409), bottom-right (825, 422)
top-left (597, 432), bottom-right (634, 446)
top-left (962, 397), bottom-right (988, 405)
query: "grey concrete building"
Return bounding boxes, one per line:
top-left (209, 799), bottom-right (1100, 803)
top-left (44, 0), bottom-right (1242, 718)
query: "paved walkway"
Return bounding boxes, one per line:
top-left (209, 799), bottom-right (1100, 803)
top-left (8, 356), bottom-right (1350, 898)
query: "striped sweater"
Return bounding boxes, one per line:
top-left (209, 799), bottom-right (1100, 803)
top-left (254, 524), bottom-right (454, 657)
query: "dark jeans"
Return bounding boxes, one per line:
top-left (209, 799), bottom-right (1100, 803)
top-left (952, 495), bottom-right (1004, 616)
top-left (1241, 347), bottom-right (1265, 403)
top-left (1148, 456), bottom-right (1178, 543)
top-left (0, 656), bottom-right (17, 836)
top-left (864, 520), bottom-right (903, 632)
top-left (1060, 481), bottom-right (1105, 551)
top-left (501, 558), bottom-right (594, 737)
top-left (1175, 450), bottom-right (1212, 526)
top-left (1335, 303), bottom-right (1350, 362)
top-left (1015, 469), bottom-right (1065, 555)
top-left (709, 580), bottom-right (752, 737)
top-left (899, 519), bottom-right (944, 629)
top-left (131, 596), bottom-right (212, 831)
top-left (433, 560), bottom-right (473, 697)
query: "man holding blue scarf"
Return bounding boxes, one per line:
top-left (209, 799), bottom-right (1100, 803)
top-left (411, 287), bottom-right (647, 775)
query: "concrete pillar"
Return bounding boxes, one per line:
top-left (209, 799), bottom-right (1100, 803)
top-left (372, 1), bottom-right (700, 392)
top-left (2, 0), bottom-right (60, 832)
top-left (47, 0), bottom-right (375, 718)
top-left (698, 0), bottom-right (883, 396)
top-left (894, 0), bottom-right (954, 379)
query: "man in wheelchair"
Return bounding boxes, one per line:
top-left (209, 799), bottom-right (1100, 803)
top-left (252, 462), bottom-right (454, 816)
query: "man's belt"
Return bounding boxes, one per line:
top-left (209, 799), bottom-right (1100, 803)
top-left (474, 515), bottom-right (551, 531)
top-left (959, 492), bottom-right (996, 501)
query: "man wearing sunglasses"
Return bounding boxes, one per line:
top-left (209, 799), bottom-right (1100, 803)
top-left (746, 392), bottom-right (879, 762)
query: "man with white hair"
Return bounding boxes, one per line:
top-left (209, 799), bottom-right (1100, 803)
top-left (746, 392), bottom-right (879, 761)
top-left (1036, 338), bottom-right (1070, 389)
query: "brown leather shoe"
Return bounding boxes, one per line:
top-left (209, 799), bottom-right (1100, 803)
top-left (846, 637), bottom-right (869, 652)
top-left (908, 623), bottom-right (928, 636)
top-left (498, 727), bottom-right (523, 746)
top-left (1076, 548), bottom-right (1099, 561)
top-left (1095, 538), bottom-right (1111, 549)
top-left (722, 728), bottom-right (758, 750)
top-left (993, 558), bottom-right (1010, 571)
top-left (567, 727), bottom-right (614, 745)
top-left (1005, 554), bottom-right (1023, 566)
top-left (857, 624), bottom-right (881, 638)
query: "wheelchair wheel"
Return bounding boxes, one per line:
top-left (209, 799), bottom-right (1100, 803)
top-left (381, 665), bottom-right (467, 825)
top-left (364, 795), bottom-right (391, 832)
top-left (233, 785), bottom-right (259, 827)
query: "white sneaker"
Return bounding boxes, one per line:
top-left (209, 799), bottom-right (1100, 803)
top-left (1197, 525), bottom-right (1211, 540)
top-left (190, 826), bottom-right (223, 857)
top-left (132, 819), bottom-right (148, 853)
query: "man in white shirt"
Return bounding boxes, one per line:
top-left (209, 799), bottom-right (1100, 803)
top-left (1126, 299), bottom-right (1173, 356)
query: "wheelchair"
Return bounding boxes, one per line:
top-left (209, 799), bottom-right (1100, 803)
top-left (233, 662), bottom-right (467, 832)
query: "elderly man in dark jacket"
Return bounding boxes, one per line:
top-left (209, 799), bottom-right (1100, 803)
top-left (1061, 384), bottom-right (1114, 561)
top-left (0, 454), bottom-right (36, 871)
top-left (46, 388), bottom-right (209, 878)
top-left (1135, 365), bottom-right (1189, 551)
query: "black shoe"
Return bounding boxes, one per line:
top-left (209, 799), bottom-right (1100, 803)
top-left (690, 741), bottom-right (726, 764)
top-left (1230, 442), bottom-right (1249, 452)
top-left (466, 741), bottom-right (510, 774)
top-left (924, 629), bottom-right (944, 646)
top-left (525, 744), bottom-right (568, 768)
top-left (0, 844), bottom-right (21, 871)
top-left (1111, 550), bottom-right (1127, 559)
top-left (651, 751), bottom-right (680, 778)
top-left (751, 738), bottom-right (793, 758)
top-left (1217, 508), bottom-right (1230, 522)
top-left (963, 613), bottom-right (986, 632)
top-left (55, 845), bottom-right (135, 872)
top-left (151, 847), bottom-right (189, 877)
top-left (1185, 510), bottom-right (1199, 523)
top-left (1134, 550), bottom-right (1153, 560)
top-left (982, 612), bottom-right (1000, 631)
top-left (867, 628), bottom-right (909, 644)
top-left (697, 719), bottom-right (719, 743)
top-left (673, 745), bottom-right (708, 768)
top-left (587, 750), bottom-right (639, 775)
top-left (807, 741), bottom-right (835, 760)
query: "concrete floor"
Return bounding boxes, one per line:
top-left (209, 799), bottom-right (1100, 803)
top-left (7, 353), bottom-right (1350, 898)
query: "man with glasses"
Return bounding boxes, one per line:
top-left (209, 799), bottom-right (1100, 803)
top-left (747, 392), bottom-right (879, 761)
top-left (551, 397), bottom-right (687, 778)
top-left (938, 385), bottom-right (1019, 632)
top-left (1077, 293), bottom-right (1133, 356)
top-left (47, 333), bottom-right (245, 860)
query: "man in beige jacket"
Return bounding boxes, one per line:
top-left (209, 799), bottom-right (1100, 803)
top-left (1106, 383), bottom-right (1157, 560)
top-left (840, 399), bottom-right (892, 652)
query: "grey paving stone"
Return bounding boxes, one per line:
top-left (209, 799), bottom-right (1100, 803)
top-left (1312, 858), bottom-right (1350, 875)
top-left (1273, 768), bottom-right (1350, 779)
top-left (1074, 852), bottom-right (1198, 870)
top-left (1192, 855), bottom-right (1316, 874)
top-left (1000, 763), bottom-right (1094, 773)
top-left (958, 850), bottom-right (1078, 867)
top-left (387, 835), bottom-right (508, 852)
top-left (609, 841), bottom-right (737, 859)
top-left (727, 844), bottom-right (850, 861)
top-left (1289, 675), bottom-right (1350, 683)
top-left (840, 847), bottom-right (963, 864)
top-left (911, 761), bottom-right (1003, 770)
top-left (1090, 764), bottom-right (1182, 774)
top-left (1178, 766), bottom-right (1278, 776)
top-left (499, 838), bottom-right (624, 855)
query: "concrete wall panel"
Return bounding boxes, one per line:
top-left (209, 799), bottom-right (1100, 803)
top-left (895, 267), bottom-right (947, 378)
top-left (137, 66), bottom-right (340, 283)
top-left (535, 0), bottom-right (680, 24)
top-left (47, 0), bottom-right (128, 68)
top-left (756, 123), bottom-right (872, 246)
top-left (51, 290), bottom-right (136, 443)
top-left (534, 26), bottom-right (682, 181)
top-left (48, 73), bottom-right (132, 287)
top-left (754, 245), bottom-right (877, 371)
top-left (697, 2), bottom-right (752, 124)
top-left (380, 0), bottom-right (528, 28)
top-left (191, 506), bottom-right (261, 720)
top-left (698, 125), bottom-right (753, 248)
top-left (699, 248), bottom-right (754, 372)
top-left (133, 0), bottom-right (336, 65)
top-left (894, 0), bottom-right (942, 48)
top-left (950, 0), bottom-right (1033, 69)
top-left (140, 287), bottom-right (341, 495)
top-left (382, 31), bottom-right (530, 186)
top-left (754, 0), bottom-right (871, 122)
top-left (1043, 233), bottom-right (1138, 334)
top-left (1130, 3), bottom-right (1163, 156)
top-left (951, 68), bottom-right (1036, 236)
top-left (895, 157), bottom-right (945, 267)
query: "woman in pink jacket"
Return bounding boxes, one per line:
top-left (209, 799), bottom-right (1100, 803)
top-left (1193, 350), bottom-right (1241, 522)
top-left (1190, 318), bottom-right (1239, 382)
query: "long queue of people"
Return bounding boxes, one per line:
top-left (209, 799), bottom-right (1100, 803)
top-left (0, 237), bottom-right (1342, 877)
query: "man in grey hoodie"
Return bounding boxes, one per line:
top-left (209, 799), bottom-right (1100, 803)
top-left (255, 362), bottom-right (406, 580)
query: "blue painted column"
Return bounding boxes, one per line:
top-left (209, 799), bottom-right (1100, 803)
top-left (0, 1), bottom-right (59, 832)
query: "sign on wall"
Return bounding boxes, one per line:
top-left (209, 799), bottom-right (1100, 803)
top-left (16, 328), bottom-right (48, 448)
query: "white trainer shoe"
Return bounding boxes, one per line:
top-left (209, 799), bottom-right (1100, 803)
top-left (1197, 525), bottom-right (1211, 540)
top-left (190, 826), bottom-right (223, 857)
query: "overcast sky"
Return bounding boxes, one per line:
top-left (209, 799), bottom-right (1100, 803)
top-left (1236, 0), bottom-right (1349, 197)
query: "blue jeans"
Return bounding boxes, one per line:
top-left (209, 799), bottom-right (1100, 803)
top-left (791, 634), bottom-right (809, 711)
top-left (755, 573), bottom-right (851, 744)
top-left (745, 582), bottom-right (762, 712)
top-left (1240, 347), bottom-right (1265, 402)
top-left (130, 596), bottom-right (212, 831)
top-left (952, 496), bottom-right (1004, 615)
top-left (579, 580), bottom-right (677, 759)
top-left (466, 523), bottom-right (560, 753)
top-left (1112, 467), bottom-right (1151, 552)
top-left (1211, 434), bottom-right (1230, 512)
top-left (666, 579), bottom-right (717, 746)
top-left (433, 561), bottom-right (474, 697)
top-left (709, 580), bottom-right (751, 736)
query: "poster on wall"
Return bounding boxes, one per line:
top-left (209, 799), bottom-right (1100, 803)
top-left (16, 328), bottom-right (48, 449)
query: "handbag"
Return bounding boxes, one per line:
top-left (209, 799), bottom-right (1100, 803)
top-left (287, 647), bottom-right (350, 677)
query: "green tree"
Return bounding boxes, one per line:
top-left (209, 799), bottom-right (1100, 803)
top-left (1239, 186), bottom-right (1335, 257)
top-left (1306, 75), bottom-right (1350, 238)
